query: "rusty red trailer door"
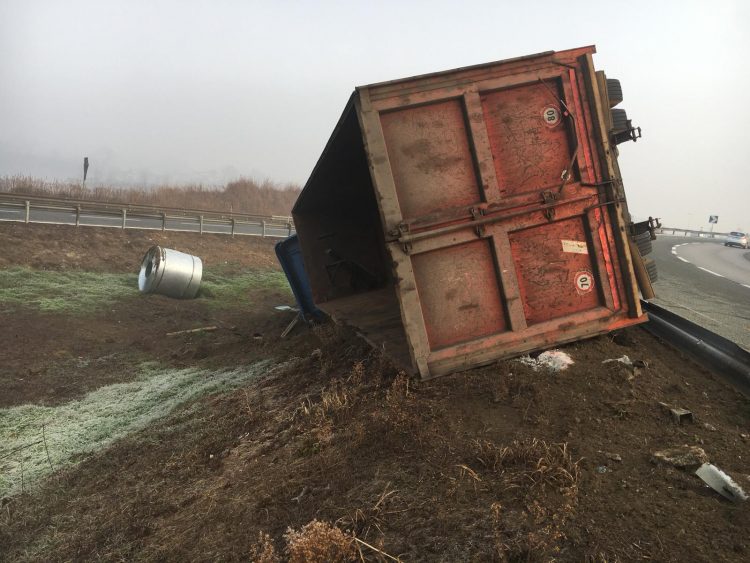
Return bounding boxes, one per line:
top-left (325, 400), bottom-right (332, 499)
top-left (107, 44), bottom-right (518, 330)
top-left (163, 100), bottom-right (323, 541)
top-left (356, 47), bottom-right (644, 378)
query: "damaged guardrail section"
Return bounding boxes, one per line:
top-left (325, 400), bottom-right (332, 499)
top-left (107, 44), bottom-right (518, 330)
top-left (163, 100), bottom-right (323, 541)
top-left (292, 46), bottom-right (649, 379)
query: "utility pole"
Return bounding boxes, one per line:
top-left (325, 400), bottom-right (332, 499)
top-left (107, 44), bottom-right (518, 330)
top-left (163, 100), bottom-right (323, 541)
top-left (83, 157), bottom-right (89, 189)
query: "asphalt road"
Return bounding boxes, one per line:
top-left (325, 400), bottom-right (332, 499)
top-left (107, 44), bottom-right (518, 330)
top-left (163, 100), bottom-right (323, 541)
top-left (650, 235), bottom-right (750, 351)
top-left (0, 202), bottom-right (292, 238)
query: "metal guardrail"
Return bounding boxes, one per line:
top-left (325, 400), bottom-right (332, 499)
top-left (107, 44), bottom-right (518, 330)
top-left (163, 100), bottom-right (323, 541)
top-left (657, 227), bottom-right (729, 239)
top-left (0, 192), bottom-right (295, 238)
top-left (642, 300), bottom-right (750, 396)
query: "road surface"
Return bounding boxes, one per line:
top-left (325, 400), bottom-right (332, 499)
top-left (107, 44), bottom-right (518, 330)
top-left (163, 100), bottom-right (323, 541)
top-left (650, 235), bottom-right (750, 351)
top-left (0, 202), bottom-right (292, 237)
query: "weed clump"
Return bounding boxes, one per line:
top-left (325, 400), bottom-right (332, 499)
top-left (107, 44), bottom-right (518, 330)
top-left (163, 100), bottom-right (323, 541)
top-left (284, 520), bottom-right (355, 563)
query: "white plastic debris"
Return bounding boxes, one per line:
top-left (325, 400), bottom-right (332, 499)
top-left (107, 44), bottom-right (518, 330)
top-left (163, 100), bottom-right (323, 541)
top-left (695, 463), bottom-right (748, 503)
top-left (602, 355), bottom-right (633, 366)
top-left (516, 350), bottom-right (574, 372)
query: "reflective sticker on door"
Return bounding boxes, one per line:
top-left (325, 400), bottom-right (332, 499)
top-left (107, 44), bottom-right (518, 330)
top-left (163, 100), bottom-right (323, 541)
top-left (574, 271), bottom-right (594, 294)
top-left (542, 106), bottom-right (561, 127)
top-left (562, 239), bottom-right (588, 254)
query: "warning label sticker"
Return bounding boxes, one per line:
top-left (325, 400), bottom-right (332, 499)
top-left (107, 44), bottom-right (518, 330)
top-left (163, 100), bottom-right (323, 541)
top-left (574, 271), bottom-right (594, 294)
top-left (562, 240), bottom-right (588, 254)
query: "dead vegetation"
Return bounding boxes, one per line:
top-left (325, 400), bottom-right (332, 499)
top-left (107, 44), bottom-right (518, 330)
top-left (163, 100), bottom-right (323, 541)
top-left (1, 175), bottom-right (301, 216)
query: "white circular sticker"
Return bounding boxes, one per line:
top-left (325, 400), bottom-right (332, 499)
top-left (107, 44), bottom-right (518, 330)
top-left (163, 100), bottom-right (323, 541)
top-left (575, 271), bottom-right (594, 293)
top-left (542, 106), bottom-right (561, 127)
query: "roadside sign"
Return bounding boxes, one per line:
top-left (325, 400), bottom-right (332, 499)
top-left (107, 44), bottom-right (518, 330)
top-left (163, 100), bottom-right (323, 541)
top-left (709, 215), bottom-right (718, 224)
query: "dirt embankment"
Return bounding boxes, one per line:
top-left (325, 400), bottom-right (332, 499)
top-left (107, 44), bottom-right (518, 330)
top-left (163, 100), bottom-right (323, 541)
top-left (0, 223), bottom-right (749, 562)
top-left (0, 223), bottom-right (292, 407)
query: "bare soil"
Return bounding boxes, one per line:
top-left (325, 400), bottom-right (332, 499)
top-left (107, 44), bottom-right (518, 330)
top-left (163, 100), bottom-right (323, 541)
top-left (1, 223), bottom-right (749, 562)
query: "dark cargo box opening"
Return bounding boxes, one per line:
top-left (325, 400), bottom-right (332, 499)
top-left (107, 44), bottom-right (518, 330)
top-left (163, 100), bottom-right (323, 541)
top-left (293, 96), bottom-right (412, 370)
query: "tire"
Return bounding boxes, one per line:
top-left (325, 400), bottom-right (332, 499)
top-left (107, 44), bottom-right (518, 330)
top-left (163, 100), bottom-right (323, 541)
top-left (611, 108), bottom-right (629, 132)
top-left (607, 78), bottom-right (623, 107)
top-left (644, 258), bottom-right (658, 283)
top-left (633, 230), bottom-right (652, 256)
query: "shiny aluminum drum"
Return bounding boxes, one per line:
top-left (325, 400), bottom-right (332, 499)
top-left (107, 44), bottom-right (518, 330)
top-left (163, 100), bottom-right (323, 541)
top-left (138, 246), bottom-right (203, 299)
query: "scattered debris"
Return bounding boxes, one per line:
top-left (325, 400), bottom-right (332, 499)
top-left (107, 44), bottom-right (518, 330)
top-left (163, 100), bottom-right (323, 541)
top-left (658, 402), bottom-right (694, 425)
top-left (603, 355), bottom-right (632, 367)
top-left (274, 305), bottom-right (297, 312)
top-left (695, 463), bottom-right (748, 503)
top-left (280, 315), bottom-right (300, 338)
top-left (165, 326), bottom-right (218, 337)
top-left (601, 451), bottom-right (623, 462)
top-left (516, 350), bottom-right (574, 372)
top-left (310, 349), bottom-right (323, 360)
top-left (652, 446), bottom-right (709, 469)
top-left (703, 423), bottom-right (717, 432)
top-left (633, 359), bottom-right (649, 368)
top-left (291, 486), bottom-right (309, 503)
top-left (252, 333), bottom-right (263, 341)
top-left (596, 466), bottom-right (610, 474)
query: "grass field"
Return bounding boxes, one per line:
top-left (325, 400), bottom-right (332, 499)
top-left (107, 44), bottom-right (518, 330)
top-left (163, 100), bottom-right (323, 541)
top-left (0, 266), bottom-right (290, 314)
top-left (0, 267), bottom-right (137, 314)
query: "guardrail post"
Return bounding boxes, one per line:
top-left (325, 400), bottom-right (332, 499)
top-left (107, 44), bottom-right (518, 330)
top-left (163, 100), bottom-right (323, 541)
top-left (231, 218), bottom-right (236, 237)
top-left (262, 220), bottom-right (266, 238)
top-left (162, 213), bottom-right (167, 231)
top-left (122, 209), bottom-right (127, 229)
top-left (25, 201), bottom-right (30, 223)
top-left (199, 215), bottom-right (204, 234)
top-left (287, 222), bottom-right (293, 237)
top-left (76, 205), bottom-right (81, 227)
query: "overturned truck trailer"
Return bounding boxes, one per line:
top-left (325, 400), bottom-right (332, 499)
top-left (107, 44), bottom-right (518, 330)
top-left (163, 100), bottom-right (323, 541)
top-left (293, 46), bottom-right (651, 379)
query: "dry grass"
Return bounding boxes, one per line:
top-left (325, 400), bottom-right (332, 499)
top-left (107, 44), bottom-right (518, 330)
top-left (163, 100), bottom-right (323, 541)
top-left (474, 438), bottom-right (582, 561)
top-left (250, 520), bottom-right (359, 563)
top-left (284, 520), bottom-right (356, 563)
top-left (0, 175), bottom-right (300, 216)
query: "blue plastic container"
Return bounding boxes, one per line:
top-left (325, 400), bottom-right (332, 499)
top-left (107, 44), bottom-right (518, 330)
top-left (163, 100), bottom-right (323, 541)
top-left (275, 235), bottom-right (325, 321)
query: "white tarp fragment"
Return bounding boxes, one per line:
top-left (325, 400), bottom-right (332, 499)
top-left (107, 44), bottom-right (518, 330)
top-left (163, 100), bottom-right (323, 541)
top-left (602, 355), bottom-right (633, 366)
top-left (695, 463), bottom-right (748, 502)
top-left (516, 350), bottom-right (574, 372)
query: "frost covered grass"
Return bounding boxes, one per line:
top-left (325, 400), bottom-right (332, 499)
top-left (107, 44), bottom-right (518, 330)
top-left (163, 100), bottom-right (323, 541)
top-left (0, 266), bottom-right (291, 314)
top-left (0, 360), bottom-right (272, 497)
top-left (0, 267), bottom-right (136, 314)
top-left (199, 268), bottom-right (290, 308)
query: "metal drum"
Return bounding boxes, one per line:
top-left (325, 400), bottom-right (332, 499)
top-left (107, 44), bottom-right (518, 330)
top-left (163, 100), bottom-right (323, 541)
top-left (138, 246), bottom-right (203, 299)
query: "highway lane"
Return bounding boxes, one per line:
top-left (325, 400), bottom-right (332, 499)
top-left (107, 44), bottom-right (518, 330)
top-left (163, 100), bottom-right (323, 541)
top-left (650, 235), bottom-right (750, 351)
top-left (671, 240), bottom-right (750, 287)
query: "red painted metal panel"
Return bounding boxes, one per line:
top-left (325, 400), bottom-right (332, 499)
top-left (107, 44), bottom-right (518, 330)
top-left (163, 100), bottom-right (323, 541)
top-left (412, 238), bottom-right (507, 349)
top-left (481, 80), bottom-right (574, 196)
top-left (380, 100), bottom-right (482, 219)
top-left (509, 217), bottom-right (601, 325)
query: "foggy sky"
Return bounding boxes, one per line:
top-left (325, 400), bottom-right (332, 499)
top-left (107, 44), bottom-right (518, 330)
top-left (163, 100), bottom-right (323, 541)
top-left (1, 0), bottom-right (749, 231)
